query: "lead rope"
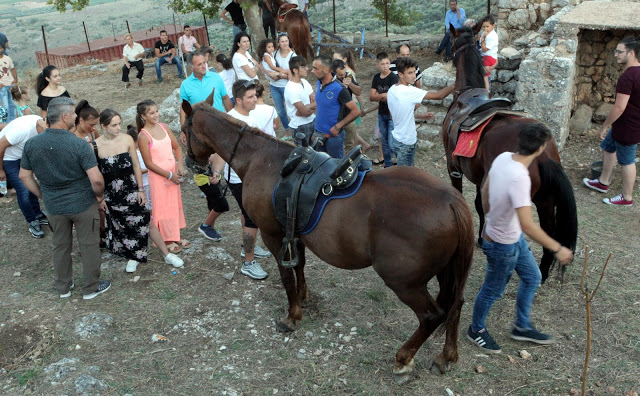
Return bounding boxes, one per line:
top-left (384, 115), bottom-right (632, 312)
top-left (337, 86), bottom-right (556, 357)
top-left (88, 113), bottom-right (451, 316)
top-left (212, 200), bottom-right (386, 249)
top-left (222, 125), bottom-right (248, 196)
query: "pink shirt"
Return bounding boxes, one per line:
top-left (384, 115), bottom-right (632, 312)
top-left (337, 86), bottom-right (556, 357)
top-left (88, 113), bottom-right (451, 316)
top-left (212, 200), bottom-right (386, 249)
top-left (485, 152), bottom-right (531, 244)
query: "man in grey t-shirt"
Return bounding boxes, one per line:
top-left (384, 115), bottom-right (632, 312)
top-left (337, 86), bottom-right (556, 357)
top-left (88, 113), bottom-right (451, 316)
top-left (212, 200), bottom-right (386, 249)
top-left (20, 97), bottom-right (112, 300)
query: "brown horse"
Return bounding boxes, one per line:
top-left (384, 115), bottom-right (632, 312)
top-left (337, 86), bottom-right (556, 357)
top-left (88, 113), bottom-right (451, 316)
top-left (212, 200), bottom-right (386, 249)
top-left (181, 100), bottom-right (475, 383)
top-left (273, 0), bottom-right (312, 59)
top-left (442, 27), bottom-right (578, 282)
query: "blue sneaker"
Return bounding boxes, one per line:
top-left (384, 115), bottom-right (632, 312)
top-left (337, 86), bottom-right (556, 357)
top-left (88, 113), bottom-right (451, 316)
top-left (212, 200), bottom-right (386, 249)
top-left (510, 326), bottom-right (554, 345)
top-left (199, 224), bottom-right (222, 241)
top-left (467, 326), bottom-right (501, 353)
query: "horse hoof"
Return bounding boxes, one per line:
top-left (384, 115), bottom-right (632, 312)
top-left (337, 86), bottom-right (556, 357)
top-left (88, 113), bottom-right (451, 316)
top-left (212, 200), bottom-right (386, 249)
top-left (428, 359), bottom-right (450, 376)
top-left (276, 318), bottom-right (300, 333)
top-left (393, 372), bottom-right (413, 385)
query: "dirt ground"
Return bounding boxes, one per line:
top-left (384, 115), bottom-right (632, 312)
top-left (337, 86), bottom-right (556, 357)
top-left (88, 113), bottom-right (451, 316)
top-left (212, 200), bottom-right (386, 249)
top-left (1, 51), bottom-right (639, 396)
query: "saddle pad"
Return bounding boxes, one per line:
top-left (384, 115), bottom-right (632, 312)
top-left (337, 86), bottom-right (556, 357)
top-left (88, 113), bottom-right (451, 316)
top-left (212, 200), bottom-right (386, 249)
top-left (452, 116), bottom-right (494, 159)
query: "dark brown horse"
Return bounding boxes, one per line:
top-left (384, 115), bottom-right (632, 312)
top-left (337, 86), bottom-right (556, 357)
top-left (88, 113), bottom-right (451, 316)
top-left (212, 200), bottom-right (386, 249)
top-left (273, 0), bottom-right (312, 59)
top-left (181, 100), bottom-right (475, 383)
top-left (443, 27), bottom-right (578, 282)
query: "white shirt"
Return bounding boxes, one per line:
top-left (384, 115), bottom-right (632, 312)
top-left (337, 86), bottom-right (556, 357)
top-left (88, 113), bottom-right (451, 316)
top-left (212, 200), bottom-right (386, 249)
top-left (136, 149), bottom-right (149, 187)
top-left (224, 109), bottom-right (260, 184)
top-left (178, 35), bottom-right (198, 53)
top-left (232, 52), bottom-right (258, 82)
top-left (219, 69), bottom-right (236, 99)
top-left (1, 115), bottom-right (42, 161)
top-left (250, 104), bottom-right (278, 138)
top-left (482, 30), bottom-right (499, 59)
top-left (122, 42), bottom-right (145, 62)
top-left (387, 84), bottom-right (427, 145)
top-left (262, 53), bottom-right (277, 84)
top-left (485, 152), bottom-right (531, 244)
top-left (270, 49), bottom-right (295, 88)
top-left (284, 79), bottom-right (315, 128)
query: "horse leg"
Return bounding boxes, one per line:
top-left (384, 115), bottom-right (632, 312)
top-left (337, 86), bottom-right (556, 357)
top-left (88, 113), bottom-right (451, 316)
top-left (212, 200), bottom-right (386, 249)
top-left (535, 197), bottom-right (555, 283)
top-left (294, 239), bottom-right (309, 307)
top-left (429, 271), bottom-right (465, 375)
top-left (475, 184), bottom-right (485, 246)
top-left (385, 283), bottom-right (447, 384)
top-left (261, 233), bottom-right (303, 332)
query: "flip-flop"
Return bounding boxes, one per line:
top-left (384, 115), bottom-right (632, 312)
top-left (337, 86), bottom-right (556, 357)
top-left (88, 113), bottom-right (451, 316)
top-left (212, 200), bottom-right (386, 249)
top-left (372, 158), bottom-right (384, 166)
top-left (166, 242), bottom-right (182, 254)
top-left (177, 239), bottom-right (191, 248)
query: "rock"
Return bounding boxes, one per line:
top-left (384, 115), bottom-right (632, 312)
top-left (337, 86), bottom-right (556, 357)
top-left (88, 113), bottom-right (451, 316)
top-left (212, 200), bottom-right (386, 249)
top-left (550, 57), bottom-right (575, 79)
top-left (498, 0), bottom-right (527, 9)
top-left (132, 275), bottom-right (140, 282)
top-left (75, 374), bottom-right (107, 396)
top-left (551, 0), bottom-right (569, 8)
top-left (206, 246), bottom-right (234, 262)
top-left (519, 350), bottom-right (532, 360)
top-left (420, 62), bottom-right (455, 89)
top-left (222, 272), bottom-right (234, 281)
top-left (594, 103), bottom-right (613, 122)
top-left (570, 104), bottom-right (593, 134)
top-left (497, 70), bottom-right (514, 83)
top-left (9, 292), bottom-right (22, 298)
top-left (475, 365), bottom-right (487, 373)
top-left (231, 300), bottom-right (240, 306)
top-left (507, 9), bottom-right (531, 30)
top-left (74, 314), bottom-right (113, 338)
top-left (13, 271), bottom-right (20, 277)
top-left (502, 81), bottom-right (517, 94)
top-left (539, 2), bottom-right (551, 19)
top-left (297, 349), bottom-right (306, 359)
top-left (44, 358), bottom-right (80, 381)
top-left (499, 47), bottom-right (522, 70)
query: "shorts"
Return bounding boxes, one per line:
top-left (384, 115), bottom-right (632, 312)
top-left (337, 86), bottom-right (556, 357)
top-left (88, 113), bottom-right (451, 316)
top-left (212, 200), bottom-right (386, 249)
top-left (600, 129), bottom-right (637, 166)
top-left (198, 182), bottom-right (230, 213)
top-left (228, 182), bottom-right (257, 229)
top-left (483, 56), bottom-right (497, 77)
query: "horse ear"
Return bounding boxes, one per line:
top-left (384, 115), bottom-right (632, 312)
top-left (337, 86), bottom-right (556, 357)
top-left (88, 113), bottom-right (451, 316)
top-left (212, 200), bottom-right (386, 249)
top-left (205, 88), bottom-right (215, 106)
top-left (450, 24), bottom-right (458, 38)
top-left (181, 100), bottom-right (192, 117)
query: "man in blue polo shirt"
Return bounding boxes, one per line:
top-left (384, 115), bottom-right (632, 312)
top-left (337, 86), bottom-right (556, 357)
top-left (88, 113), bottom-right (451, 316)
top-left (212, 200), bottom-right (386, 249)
top-left (311, 54), bottom-right (360, 159)
top-left (435, 0), bottom-right (466, 62)
top-left (179, 51), bottom-right (233, 242)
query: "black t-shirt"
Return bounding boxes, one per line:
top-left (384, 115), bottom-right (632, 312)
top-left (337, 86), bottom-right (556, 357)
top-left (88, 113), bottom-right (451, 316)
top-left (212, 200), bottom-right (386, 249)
top-left (225, 1), bottom-right (246, 26)
top-left (371, 72), bottom-right (399, 116)
top-left (155, 40), bottom-right (175, 56)
top-left (258, 0), bottom-right (275, 21)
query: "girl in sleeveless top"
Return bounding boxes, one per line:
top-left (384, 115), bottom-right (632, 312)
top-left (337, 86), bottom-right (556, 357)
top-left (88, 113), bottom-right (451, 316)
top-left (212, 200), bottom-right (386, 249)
top-left (136, 99), bottom-right (190, 255)
top-left (72, 100), bottom-right (100, 142)
top-left (36, 65), bottom-right (71, 119)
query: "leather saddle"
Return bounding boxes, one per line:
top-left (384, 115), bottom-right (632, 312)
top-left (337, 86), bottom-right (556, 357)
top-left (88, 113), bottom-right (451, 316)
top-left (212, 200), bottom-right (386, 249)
top-left (274, 137), bottom-right (371, 268)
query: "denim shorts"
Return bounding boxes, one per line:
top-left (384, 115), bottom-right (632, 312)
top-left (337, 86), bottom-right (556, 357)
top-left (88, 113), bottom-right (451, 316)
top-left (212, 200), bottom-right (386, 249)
top-left (601, 129), bottom-right (637, 165)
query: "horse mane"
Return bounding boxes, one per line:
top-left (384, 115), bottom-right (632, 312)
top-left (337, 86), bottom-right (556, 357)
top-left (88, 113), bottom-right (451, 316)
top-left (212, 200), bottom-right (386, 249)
top-left (452, 27), bottom-right (486, 90)
top-left (195, 102), bottom-right (285, 145)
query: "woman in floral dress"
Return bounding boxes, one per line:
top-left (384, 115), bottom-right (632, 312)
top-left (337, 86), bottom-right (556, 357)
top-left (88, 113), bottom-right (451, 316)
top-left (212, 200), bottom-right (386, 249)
top-left (93, 109), bottom-right (183, 272)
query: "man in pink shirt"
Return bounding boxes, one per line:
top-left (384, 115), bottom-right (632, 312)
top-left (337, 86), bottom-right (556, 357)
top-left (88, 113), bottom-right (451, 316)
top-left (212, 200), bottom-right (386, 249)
top-left (467, 123), bottom-right (573, 354)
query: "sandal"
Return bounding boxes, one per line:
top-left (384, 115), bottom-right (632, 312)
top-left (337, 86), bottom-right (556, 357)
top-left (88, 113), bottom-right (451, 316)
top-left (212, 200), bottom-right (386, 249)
top-left (166, 242), bottom-right (182, 254)
top-left (372, 158), bottom-right (384, 166)
top-left (177, 239), bottom-right (191, 248)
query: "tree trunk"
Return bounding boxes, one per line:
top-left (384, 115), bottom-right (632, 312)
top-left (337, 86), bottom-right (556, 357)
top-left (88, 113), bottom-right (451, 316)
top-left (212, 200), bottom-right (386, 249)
top-left (239, 0), bottom-right (265, 49)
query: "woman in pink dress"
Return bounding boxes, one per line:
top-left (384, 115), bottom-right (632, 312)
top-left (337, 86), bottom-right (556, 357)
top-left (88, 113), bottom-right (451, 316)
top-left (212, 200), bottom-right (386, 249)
top-left (136, 99), bottom-right (190, 254)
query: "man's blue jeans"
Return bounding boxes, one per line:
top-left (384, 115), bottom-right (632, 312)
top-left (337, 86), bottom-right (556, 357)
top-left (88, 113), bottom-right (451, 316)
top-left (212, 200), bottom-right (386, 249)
top-left (390, 134), bottom-right (416, 166)
top-left (0, 85), bottom-right (16, 123)
top-left (3, 159), bottom-right (43, 223)
top-left (471, 234), bottom-right (542, 332)
top-left (377, 114), bottom-right (394, 167)
top-left (155, 56), bottom-right (183, 80)
top-left (437, 31), bottom-right (453, 58)
top-left (314, 129), bottom-right (345, 159)
top-left (270, 84), bottom-right (290, 130)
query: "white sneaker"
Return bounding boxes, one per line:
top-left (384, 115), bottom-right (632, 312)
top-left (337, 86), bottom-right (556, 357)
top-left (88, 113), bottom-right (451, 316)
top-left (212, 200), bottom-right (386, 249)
top-left (164, 253), bottom-right (184, 268)
top-left (241, 245), bottom-right (272, 258)
top-left (125, 260), bottom-right (139, 273)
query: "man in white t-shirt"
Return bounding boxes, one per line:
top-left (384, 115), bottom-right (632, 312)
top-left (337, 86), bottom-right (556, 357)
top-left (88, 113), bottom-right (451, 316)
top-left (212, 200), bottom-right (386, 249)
top-left (0, 115), bottom-right (48, 237)
top-left (467, 123), bottom-right (573, 354)
top-left (122, 33), bottom-right (146, 88)
top-left (284, 56), bottom-right (316, 145)
top-left (386, 57), bottom-right (454, 166)
top-left (178, 25), bottom-right (201, 62)
top-left (213, 79), bottom-right (272, 281)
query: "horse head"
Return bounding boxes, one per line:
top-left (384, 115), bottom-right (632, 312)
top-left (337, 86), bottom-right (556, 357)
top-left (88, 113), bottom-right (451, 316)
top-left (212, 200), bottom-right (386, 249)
top-left (181, 100), bottom-right (213, 174)
top-left (451, 26), bottom-right (486, 97)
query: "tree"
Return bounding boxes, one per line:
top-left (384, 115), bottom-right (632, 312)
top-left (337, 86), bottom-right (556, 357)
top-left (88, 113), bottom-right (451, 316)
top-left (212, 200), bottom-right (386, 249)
top-left (372, 0), bottom-right (422, 27)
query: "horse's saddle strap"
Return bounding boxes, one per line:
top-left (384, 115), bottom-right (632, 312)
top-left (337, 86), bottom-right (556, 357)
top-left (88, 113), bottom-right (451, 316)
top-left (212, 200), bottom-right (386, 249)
top-left (461, 109), bottom-right (527, 131)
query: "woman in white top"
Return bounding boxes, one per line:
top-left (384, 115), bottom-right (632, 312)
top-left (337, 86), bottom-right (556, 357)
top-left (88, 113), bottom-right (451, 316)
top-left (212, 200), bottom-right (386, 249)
top-left (231, 32), bottom-right (279, 83)
top-left (269, 34), bottom-right (295, 136)
top-left (216, 54), bottom-right (237, 103)
top-left (249, 82), bottom-right (279, 137)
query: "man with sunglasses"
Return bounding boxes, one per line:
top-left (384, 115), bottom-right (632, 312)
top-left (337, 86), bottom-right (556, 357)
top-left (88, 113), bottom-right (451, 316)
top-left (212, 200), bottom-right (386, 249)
top-left (584, 36), bottom-right (640, 206)
top-left (212, 79), bottom-right (272, 280)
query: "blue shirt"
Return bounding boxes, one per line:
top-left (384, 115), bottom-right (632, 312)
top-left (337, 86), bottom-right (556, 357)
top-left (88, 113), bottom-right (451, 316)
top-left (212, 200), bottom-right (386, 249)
top-left (314, 80), bottom-right (352, 134)
top-left (180, 70), bottom-right (228, 111)
top-left (445, 8), bottom-right (466, 30)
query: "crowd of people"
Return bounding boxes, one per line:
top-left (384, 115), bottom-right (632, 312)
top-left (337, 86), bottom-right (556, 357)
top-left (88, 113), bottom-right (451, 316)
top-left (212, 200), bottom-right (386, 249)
top-left (0, 13), bottom-right (639, 357)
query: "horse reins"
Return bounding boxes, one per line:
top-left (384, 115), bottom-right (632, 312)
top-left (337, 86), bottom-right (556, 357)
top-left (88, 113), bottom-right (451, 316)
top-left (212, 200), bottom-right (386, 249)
top-left (223, 124), bottom-right (248, 196)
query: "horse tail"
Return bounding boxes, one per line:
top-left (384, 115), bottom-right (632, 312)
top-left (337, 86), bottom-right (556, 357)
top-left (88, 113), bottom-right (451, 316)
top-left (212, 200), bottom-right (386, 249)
top-left (537, 157), bottom-right (578, 267)
top-left (438, 194), bottom-right (475, 336)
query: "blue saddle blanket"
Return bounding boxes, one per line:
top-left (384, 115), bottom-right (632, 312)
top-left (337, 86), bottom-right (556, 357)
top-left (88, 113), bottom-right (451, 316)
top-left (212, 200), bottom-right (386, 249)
top-left (272, 169), bottom-right (370, 235)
